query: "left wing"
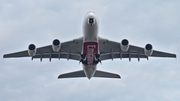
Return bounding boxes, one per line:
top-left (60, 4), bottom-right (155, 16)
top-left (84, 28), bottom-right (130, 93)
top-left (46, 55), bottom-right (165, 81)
top-left (3, 37), bottom-right (83, 61)
top-left (98, 37), bottom-right (176, 61)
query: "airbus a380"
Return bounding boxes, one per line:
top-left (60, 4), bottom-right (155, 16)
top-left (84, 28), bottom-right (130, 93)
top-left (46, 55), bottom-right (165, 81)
top-left (3, 11), bottom-right (176, 79)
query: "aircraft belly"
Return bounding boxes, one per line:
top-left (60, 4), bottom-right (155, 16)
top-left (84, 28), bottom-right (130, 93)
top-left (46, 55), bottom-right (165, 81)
top-left (83, 42), bottom-right (98, 65)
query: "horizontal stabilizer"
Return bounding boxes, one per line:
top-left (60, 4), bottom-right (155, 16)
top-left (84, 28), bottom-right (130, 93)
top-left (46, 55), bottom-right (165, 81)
top-left (58, 70), bottom-right (85, 78)
top-left (94, 70), bottom-right (121, 78)
top-left (58, 70), bottom-right (121, 79)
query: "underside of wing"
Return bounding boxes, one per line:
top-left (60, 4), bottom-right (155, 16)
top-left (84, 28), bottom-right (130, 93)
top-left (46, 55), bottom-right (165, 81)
top-left (129, 45), bottom-right (176, 58)
top-left (98, 37), bottom-right (176, 61)
top-left (3, 50), bottom-right (29, 58)
top-left (3, 37), bottom-right (83, 61)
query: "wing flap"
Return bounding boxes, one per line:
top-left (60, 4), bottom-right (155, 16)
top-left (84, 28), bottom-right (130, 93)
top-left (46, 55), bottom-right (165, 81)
top-left (32, 53), bottom-right (80, 61)
top-left (100, 52), bottom-right (148, 61)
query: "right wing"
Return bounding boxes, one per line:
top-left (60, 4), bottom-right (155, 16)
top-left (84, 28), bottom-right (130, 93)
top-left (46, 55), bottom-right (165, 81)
top-left (3, 37), bottom-right (83, 61)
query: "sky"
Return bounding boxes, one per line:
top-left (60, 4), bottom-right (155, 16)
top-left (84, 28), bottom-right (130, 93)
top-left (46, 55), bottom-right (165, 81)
top-left (0, 0), bottom-right (180, 101)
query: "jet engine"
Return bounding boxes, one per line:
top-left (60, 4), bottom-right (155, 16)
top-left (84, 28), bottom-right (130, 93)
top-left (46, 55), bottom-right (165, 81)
top-left (28, 44), bottom-right (37, 57)
top-left (52, 39), bottom-right (61, 52)
top-left (120, 39), bottom-right (129, 52)
top-left (144, 44), bottom-right (153, 56)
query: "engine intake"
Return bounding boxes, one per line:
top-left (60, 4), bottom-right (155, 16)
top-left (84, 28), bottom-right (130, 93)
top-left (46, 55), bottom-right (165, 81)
top-left (144, 44), bottom-right (153, 56)
top-left (52, 39), bottom-right (61, 52)
top-left (28, 44), bottom-right (36, 57)
top-left (120, 39), bottom-right (129, 52)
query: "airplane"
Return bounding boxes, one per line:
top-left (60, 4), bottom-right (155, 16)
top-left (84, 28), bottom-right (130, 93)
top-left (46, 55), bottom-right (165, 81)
top-left (3, 11), bottom-right (176, 79)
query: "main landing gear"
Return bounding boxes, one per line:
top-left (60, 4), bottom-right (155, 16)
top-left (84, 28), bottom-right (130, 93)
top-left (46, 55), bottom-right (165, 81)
top-left (79, 54), bottom-right (87, 64)
top-left (79, 54), bottom-right (102, 64)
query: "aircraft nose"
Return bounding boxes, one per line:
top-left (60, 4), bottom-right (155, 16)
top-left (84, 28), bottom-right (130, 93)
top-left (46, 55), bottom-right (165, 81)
top-left (87, 11), bottom-right (95, 15)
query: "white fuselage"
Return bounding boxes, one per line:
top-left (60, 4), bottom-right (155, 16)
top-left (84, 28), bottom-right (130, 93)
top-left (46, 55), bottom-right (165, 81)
top-left (82, 12), bottom-right (99, 79)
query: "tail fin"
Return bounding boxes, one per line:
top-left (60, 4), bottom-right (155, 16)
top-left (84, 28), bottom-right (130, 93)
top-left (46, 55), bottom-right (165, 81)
top-left (94, 70), bottom-right (121, 78)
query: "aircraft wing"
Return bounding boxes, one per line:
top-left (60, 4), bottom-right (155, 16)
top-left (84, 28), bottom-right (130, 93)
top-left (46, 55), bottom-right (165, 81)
top-left (3, 37), bottom-right (83, 61)
top-left (98, 37), bottom-right (176, 61)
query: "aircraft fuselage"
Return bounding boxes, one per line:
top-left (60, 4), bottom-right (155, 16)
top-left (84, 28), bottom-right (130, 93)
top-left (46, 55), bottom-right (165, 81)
top-left (82, 11), bottom-right (99, 79)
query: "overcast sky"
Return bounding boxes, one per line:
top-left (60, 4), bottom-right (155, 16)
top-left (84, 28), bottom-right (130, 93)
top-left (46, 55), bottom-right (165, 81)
top-left (0, 0), bottom-right (180, 101)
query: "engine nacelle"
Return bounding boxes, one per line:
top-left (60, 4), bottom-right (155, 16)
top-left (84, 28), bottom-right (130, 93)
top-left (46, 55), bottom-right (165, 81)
top-left (144, 44), bottom-right (153, 56)
top-left (120, 39), bottom-right (129, 52)
top-left (52, 39), bottom-right (61, 52)
top-left (28, 44), bottom-right (37, 57)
